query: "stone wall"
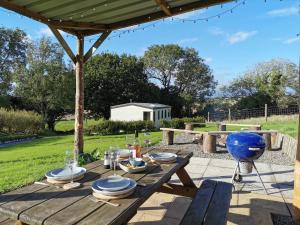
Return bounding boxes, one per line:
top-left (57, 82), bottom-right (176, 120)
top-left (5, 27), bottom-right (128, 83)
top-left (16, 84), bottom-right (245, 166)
top-left (273, 133), bottom-right (297, 161)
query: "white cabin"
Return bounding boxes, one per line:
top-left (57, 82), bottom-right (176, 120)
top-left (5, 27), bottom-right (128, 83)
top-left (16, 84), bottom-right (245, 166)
top-left (110, 103), bottom-right (171, 128)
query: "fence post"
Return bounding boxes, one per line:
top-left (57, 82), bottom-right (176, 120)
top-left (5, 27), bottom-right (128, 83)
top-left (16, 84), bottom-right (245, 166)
top-left (265, 104), bottom-right (268, 122)
top-left (207, 112), bottom-right (210, 122)
top-left (228, 108), bottom-right (231, 122)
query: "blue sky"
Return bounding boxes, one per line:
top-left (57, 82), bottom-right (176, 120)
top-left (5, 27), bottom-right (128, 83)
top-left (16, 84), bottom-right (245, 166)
top-left (0, 0), bottom-right (299, 86)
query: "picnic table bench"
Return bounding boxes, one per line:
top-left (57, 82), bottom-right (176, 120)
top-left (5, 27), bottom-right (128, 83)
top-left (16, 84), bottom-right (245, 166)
top-left (0, 147), bottom-right (198, 225)
top-left (180, 180), bottom-right (233, 225)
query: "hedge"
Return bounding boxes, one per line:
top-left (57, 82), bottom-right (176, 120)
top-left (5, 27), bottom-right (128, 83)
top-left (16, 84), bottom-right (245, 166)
top-left (87, 120), bottom-right (156, 135)
top-left (160, 116), bottom-right (205, 129)
top-left (0, 108), bottom-right (44, 135)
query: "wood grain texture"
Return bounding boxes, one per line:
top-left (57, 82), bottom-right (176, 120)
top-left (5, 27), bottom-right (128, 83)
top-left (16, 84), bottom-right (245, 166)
top-left (180, 180), bottom-right (233, 225)
top-left (0, 148), bottom-right (192, 225)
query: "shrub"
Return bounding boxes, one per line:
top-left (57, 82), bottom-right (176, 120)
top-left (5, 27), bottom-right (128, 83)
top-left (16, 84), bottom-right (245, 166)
top-left (160, 116), bottom-right (205, 129)
top-left (87, 120), bottom-right (156, 135)
top-left (0, 108), bottom-right (44, 135)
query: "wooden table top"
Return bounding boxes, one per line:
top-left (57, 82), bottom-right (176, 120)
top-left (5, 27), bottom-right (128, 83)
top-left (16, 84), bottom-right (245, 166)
top-left (0, 148), bottom-right (193, 225)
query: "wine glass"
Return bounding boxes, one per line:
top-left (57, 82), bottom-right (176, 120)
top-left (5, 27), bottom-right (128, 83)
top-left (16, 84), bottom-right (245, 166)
top-left (144, 132), bottom-right (151, 148)
top-left (125, 135), bottom-right (134, 149)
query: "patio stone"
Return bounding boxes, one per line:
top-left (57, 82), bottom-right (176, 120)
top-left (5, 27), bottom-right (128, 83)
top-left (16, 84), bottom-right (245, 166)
top-left (170, 172), bottom-right (203, 187)
top-left (189, 157), bottom-right (210, 166)
top-left (209, 158), bottom-right (236, 169)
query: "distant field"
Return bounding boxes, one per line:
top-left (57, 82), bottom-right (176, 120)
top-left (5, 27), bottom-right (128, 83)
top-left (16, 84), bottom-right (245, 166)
top-left (0, 131), bottom-right (162, 193)
top-left (195, 115), bottom-right (298, 138)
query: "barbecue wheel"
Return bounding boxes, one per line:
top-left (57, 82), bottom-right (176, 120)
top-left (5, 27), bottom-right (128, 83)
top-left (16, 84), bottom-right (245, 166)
top-left (234, 174), bottom-right (242, 182)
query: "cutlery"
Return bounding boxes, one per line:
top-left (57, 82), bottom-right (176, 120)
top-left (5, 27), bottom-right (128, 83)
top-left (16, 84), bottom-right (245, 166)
top-left (89, 195), bottom-right (120, 207)
top-left (34, 181), bottom-right (61, 189)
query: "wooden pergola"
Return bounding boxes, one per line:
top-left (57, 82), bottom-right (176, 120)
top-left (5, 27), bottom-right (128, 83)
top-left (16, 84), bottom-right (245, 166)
top-left (1, 0), bottom-right (300, 223)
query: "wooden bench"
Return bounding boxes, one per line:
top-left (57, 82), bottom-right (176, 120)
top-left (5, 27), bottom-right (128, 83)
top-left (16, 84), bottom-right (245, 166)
top-left (219, 123), bottom-right (261, 131)
top-left (160, 128), bottom-right (205, 145)
top-left (180, 180), bottom-right (233, 225)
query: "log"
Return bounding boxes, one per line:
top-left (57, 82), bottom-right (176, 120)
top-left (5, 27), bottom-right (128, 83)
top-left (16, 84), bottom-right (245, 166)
top-left (185, 123), bottom-right (194, 131)
top-left (263, 133), bottom-right (272, 150)
top-left (203, 134), bottom-right (216, 153)
top-left (219, 123), bottom-right (226, 131)
top-left (162, 130), bottom-right (174, 145)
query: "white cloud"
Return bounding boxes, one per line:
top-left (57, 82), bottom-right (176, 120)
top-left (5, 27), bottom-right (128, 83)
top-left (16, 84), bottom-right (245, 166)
top-left (267, 6), bottom-right (298, 17)
top-left (283, 37), bottom-right (300, 44)
top-left (209, 27), bottom-right (225, 36)
top-left (38, 27), bottom-right (53, 37)
top-left (228, 31), bottom-right (257, 44)
top-left (177, 37), bottom-right (198, 45)
top-left (204, 57), bottom-right (213, 64)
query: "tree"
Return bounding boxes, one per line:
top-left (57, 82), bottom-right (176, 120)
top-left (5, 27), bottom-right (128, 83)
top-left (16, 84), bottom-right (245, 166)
top-left (0, 27), bottom-right (28, 95)
top-left (143, 44), bottom-right (184, 91)
top-left (144, 45), bottom-right (216, 117)
top-left (220, 59), bottom-right (299, 108)
top-left (14, 37), bottom-right (75, 131)
top-left (84, 53), bottom-right (158, 119)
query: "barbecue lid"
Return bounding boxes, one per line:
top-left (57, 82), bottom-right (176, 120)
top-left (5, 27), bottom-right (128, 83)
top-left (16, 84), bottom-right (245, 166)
top-left (226, 132), bottom-right (265, 148)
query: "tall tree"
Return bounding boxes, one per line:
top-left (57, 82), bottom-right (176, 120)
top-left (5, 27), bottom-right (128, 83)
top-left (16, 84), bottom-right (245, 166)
top-left (0, 27), bottom-right (28, 95)
top-left (14, 37), bottom-right (75, 130)
top-left (144, 45), bottom-right (216, 116)
top-left (85, 53), bottom-right (158, 119)
top-left (143, 44), bottom-right (183, 91)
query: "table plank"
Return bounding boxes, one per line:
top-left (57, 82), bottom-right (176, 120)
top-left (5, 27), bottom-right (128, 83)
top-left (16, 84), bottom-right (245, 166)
top-left (44, 164), bottom-right (160, 225)
top-left (0, 164), bottom-right (105, 221)
top-left (76, 151), bottom-right (192, 225)
top-left (17, 165), bottom-right (115, 225)
top-left (42, 147), bottom-right (169, 225)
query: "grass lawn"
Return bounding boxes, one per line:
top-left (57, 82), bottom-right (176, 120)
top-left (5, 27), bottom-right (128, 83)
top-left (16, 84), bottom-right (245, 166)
top-left (195, 115), bottom-right (298, 138)
top-left (54, 119), bottom-right (101, 132)
top-left (0, 131), bottom-right (162, 193)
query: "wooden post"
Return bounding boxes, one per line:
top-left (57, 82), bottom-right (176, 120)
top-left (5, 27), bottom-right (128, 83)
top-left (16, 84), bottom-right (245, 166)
top-left (228, 108), bottom-right (231, 122)
top-left (293, 58), bottom-right (300, 224)
top-left (219, 123), bottom-right (226, 131)
top-left (263, 133), bottom-right (271, 150)
top-left (74, 35), bottom-right (84, 154)
top-left (162, 130), bottom-right (174, 145)
top-left (203, 134), bottom-right (216, 153)
top-left (207, 112), bottom-right (210, 122)
top-left (185, 123), bottom-right (194, 131)
top-left (265, 104), bottom-right (268, 122)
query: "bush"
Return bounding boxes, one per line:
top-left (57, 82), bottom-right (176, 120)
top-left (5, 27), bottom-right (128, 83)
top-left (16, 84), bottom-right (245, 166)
top-left (0, 108), bottom-right (44, 135)
top-left (160, 116), bottom-right (205, 129)
top-left (87, 120), bottom-right (156, 135)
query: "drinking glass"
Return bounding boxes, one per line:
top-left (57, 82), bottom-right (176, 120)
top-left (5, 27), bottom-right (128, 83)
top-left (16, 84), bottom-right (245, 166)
top-left (125, 135), bottom-right (134, 149)
top-left (144, 132), bottom-right (151, 148)
top-left (65, 150), bottom-right (74, 183)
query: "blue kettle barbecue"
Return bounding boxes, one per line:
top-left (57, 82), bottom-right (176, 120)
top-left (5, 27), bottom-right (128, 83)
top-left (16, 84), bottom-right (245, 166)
top-left (226, 132), bottom-right (268, 194)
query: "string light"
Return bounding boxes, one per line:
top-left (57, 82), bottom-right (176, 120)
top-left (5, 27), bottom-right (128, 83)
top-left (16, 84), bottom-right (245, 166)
top-left (0, 0), bottom-right (267, 47)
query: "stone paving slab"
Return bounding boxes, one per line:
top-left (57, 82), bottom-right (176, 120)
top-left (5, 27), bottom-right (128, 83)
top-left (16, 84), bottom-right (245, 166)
top-left (129, 157), bottom-right (294, 225)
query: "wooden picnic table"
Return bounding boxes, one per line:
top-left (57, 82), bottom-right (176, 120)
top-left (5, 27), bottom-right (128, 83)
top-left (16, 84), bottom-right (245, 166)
top-left (0, 148), bottom-right (196, 225)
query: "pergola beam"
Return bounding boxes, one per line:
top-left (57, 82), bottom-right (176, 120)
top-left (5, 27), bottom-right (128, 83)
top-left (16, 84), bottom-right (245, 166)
top-left (0, 0), bottom-right (108, 31)
top-left (84, 31), bottom-right (111, 63)
top-left (154, 0), bottom-right (172, 16)
top-left (109, 0), bottom-right (233, 30)
top-left (48, 26), bottom-right (76, 64)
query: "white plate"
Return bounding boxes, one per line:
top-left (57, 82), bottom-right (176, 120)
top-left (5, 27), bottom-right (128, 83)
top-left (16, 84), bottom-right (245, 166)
top-left (45, 167), bottom-right (86, 181)
top-left (118, 149), bottom-right (132, 158)
top-left (96, 176), bottom-right (131, 191)
top-left (92, 178), bottom-right (136, 196)
top-left (119, 160), bottom-right (147, 173)
top-left (148, 152), bottom-right (177, 161)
